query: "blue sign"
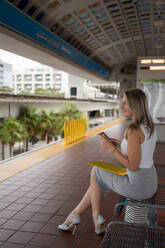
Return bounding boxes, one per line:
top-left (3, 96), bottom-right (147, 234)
top-left (0, 0), bottom-right (111, 79)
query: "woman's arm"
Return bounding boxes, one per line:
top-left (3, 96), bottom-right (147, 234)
top-left (98, 133), bottom-right (121, 149)
top-left (101, 129), bottom-right (141, 172)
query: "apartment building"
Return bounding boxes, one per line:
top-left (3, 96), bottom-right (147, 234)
top-left (12, 65), bottom-right (68, 95)
top-left (12, 65), bottom-right (106, 99)
top-left (0, 60), bottom-right (12, 88)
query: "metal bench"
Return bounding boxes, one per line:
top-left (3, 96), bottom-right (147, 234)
top-left (101, 221), bottom-right (165, 248)
top-left (114, 184), bottom-right (165, 226)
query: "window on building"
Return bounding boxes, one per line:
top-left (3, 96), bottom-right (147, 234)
top-left (105, 109), bottom-right (114, 117)
top-left (0, 64), bottom-right (3, 68)
top-left (56, 83), bottom-right (61, 91)
top-left (35, 74), bottom-right (43, 81)
top-left (35, 84), bottom-right (43, 89)
top-left (45, 74), bottom-right (50, 81)
top-left (70, 87), bottom-right (77, 96)
top-left (17, 75), bottom-right (21, 81)
top-left (56, 74), bottom-right (61, 81)
top-left (24, 84), bottom-right (32, 91)
top-left (24, 74), bottom-right (32, 81)
top-left (45, 84), bottom-right (50, 88)
top-left (17, 84), bottom-right (21, 90)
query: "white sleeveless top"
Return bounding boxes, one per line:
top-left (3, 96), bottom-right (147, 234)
top-left (121, 125), bottom-right (157, 169)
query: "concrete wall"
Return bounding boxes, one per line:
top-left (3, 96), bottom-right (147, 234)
top-left (0, 99), bottom-right (118, 118)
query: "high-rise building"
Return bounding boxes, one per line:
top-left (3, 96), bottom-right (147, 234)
top-left (0, 60), bottom-right (12, 88)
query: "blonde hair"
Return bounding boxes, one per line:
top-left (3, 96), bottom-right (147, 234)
top-left (124, 88), bottom-right (154, 137)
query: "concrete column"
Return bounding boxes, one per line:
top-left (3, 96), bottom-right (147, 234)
top-left (0, 143), bottom-right (2, 161)
top-left (0, 143), bottom-right (10, 161)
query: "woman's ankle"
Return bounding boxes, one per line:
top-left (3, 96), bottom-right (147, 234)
top-left (71, 208), bottom-right (81, 216)
top-left (92, 213), bottom-right (100, 219)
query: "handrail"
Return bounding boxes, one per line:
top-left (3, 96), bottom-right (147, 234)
top-left (64, 118), bottom-right (86, 145)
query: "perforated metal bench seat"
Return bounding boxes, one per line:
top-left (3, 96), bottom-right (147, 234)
top-left (101, 221), bottom-right (165, 248)
top-left (114, 184), bottom-right (165, 225)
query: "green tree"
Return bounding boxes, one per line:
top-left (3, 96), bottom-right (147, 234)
top-left (0, 117), bottom-right (27, 158)
top-left (34, 88), bottom-right (49, 96)
top-left (38, 110), bottom-right (56, 144)
top-left (0, 86), bottom-right (14, 94)
top-left (0, 119), bottom-right (9, 160)
top-left (58, 103), bottom-right (82, 137)
top-left (18, 106), bottom-right (39, 151)
top-left (18, 90), bottom-right (32, 95)
top-left (34, 87), bottom-right (64, 98)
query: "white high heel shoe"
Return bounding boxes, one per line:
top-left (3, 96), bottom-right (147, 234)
top-left (93, 215), bottom-right (106, 234)
top-left (58, 214), bottom-right (80, 235)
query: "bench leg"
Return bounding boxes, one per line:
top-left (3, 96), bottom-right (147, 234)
top-left (148, 207), bottom-right (157, 226)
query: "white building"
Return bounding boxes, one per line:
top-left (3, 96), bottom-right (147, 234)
top-left (12, 65), bottom-right (68, 95)
top-left (0, 60), bottom-right (12, 88)
top-left (12, 65), bottom-right (106, 99)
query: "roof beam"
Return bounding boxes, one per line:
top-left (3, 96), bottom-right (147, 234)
top-left (72, 12), bottom-right (118, 63)
top-left (87, 6), bottom-right (123, 59)
top-left (116, 0), bottom-right (138, 56)
top-left (58, 20), bottom-right (113, 67)
top-left (133, 2), bottom-right (147, 56)
top-left (91, 33), bottom-right (154, 57)
top-left (100, 1), bottom-right (130, 56)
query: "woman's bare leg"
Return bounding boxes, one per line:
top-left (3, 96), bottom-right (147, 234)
top-left (72, 187), bottom-right (91, 215)
top-left (90, 168), bottom-right (103, 219)
top-left (64, 168), bottom-right (103, 226)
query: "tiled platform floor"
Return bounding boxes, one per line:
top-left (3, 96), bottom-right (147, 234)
top-left (0, 121), bottom-right (164, 247)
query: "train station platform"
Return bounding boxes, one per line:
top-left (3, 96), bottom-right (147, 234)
top-left (0, 120), bottom-right (164, 247)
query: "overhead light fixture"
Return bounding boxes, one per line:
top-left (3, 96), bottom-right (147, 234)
top-left (140, 59), bottom-right (152, 64)
top-left (150, 66), bottom-right (165, 70)
top-left (140, 59), bottom-right (165, 64)
top-left (152, 59), bottom-right (164, 63)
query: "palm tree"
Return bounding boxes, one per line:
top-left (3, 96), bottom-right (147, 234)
top-left (38, 110), bottom-right (53, 144)
top-left (0, 119), bottom-right (9, 160)
top-left (58, 103), bottom-right (82, 138)
top-left (0, 117), bottom-right (27, 158)
top-left (18, 106), bottom-right (39, 151)
top-left (48, 111), bottom-right (59, 140)
top-left (59, 103), bottom-right (82, 121)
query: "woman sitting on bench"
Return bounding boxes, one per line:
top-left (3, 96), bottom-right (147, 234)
top-left (58, 88), bottom-right (157, 235)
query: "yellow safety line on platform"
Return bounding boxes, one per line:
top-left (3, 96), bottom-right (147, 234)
top-left (0, 119), bottom-right (124, 182)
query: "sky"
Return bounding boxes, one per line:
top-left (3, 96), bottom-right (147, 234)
top-left (0, 49), bottom-right (42, 70)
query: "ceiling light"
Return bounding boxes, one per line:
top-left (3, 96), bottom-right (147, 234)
top-left (150, 66), bottom-right (165, 70)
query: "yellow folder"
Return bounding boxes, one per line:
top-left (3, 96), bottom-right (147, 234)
top-left (88, 161), bottom-right (127, 176)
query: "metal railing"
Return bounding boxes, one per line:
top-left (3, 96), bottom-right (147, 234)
top-left (64, 118), bottom-right (86, 145)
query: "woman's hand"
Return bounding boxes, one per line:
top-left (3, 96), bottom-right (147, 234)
top-left (110, 138), bottom-right (121, 148)
top-left (100, 137), bottom-right (116, 153)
